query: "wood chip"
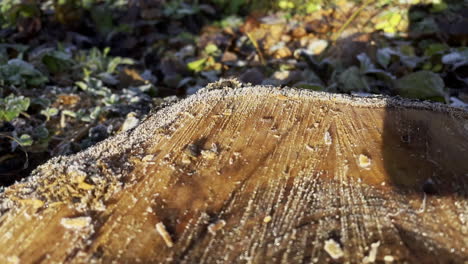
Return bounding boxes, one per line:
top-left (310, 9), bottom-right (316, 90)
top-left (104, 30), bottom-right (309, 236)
top-left (181, 153), bottom-right (192, 164)
top-left (276, 94), bottom-right (289, 100)
top-left (324, 239), bottom-right (344, 259)
top-left (156, 222), bottom-right (174, 248)
top-left (61, 216), bottom-right (92, 230)
top-left (78, 181), bottom-right (94, 190)
top-left (19, 199), bottom-right (44, 209)
top-left (363, 241), bottom-right (380, 263)
top-left (358, 154), bottom-right (371, 168)
top-left (223, 109), bottom-right (233, 116)
top-left (324, 131), bottom-right (332, 145)
top-left (384, 255), bottom-right (395, 263)
top-left (201, 150), bottom-right (217, 160)
top-left (207, 220), bottom-right (226, 235)
top-left (142, 155), bottom-right (154, 162)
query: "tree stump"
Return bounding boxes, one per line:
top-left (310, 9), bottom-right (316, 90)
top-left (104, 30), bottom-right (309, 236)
top-left (0, 82), bottom-right (467, 263)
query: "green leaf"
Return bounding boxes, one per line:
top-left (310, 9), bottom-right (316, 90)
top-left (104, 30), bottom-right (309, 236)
top-left (219, 15), bottom-right (243, 28)
top-left (378, 47), bottom-right (422, 69)
top-left (75, 81), bottom-right (88, 91)
top-left (0, 44), bottom-right (29, 63)
top-left (278, 0), bottom-right (294, 9)
top-left (400, 45), bottom-right (415, 57)
top-left (34, 125), bottom-right (49, 139)
top-left (42, 50), bottom-right (73, 73)
top-left (424, 43), bottom-right (448, 57)
top-left (0, 59), bottom-right (48, 86)
top-left (375, 11), bottom-right (403, 33)
top-left (89, 106), bottom-right (102, 120)
top-left (0, 0), bottom-right (40, 26)
top-left (187, 58), bottom-right (208, 72)
top-left (306, 3), bottom-right (320, 13)
top-left (357, 53), bottom-right (374, 72)
top-left (412, 17), bottom-right (439, 35)
top-left (338, 66), bottom-right (370, 93)
top-left (393, 71), bottom-right (445, 101)
top-left (40, 107), bottom-right (58, 121)
top-left (107, 57), bottom-right (134, 74)
top-left (430, 2), bottom-right (448, 13)
top-left (204, 44), bottom-right (219, 56)
top-left (376, 48), bottom-right (393, 68)
top-left (442, 50), bottom-right (468, 66)
top-left (357, 53), bottom-right (395, 83)
top-left (0, 94), bottom-right (30, 122)
top-left (18, 134), bottom-right (33, 146)
top-left (364, 69), bottom-right (395, 83)
top-left (62, 110), bottom-right (77, 118)
top-left (301, 69), bottom-right (323, 85)
top-left (90, 5), bottom-right (114, 35)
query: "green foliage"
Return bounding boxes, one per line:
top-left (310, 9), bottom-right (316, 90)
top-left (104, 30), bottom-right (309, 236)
top-left (209, 0), bottom-right (327, 15)
top-left (0, 59), bottom-right (48, 87)
top-left (0, 44), bottom-right (29, 63)
top-left (187, 58), bottom-right (208, 72)
top-left (17, 134), bottom-right (33, 146)
top-left (338, 66), bottom-right (370, 93)
top-left (0, 0), bottom-right (128, 34)
top-left (218, 15), bottom-right (243, 29)
top-left (0, 94), bottom-right (30, 122)
top-left (276, 0), bottom-right (329, 14)
top-left (42, 50), bottom-right (74, 73)
top-left (40, 107), bottom-right (59, 121)
top-left (204, 44), bottom-right (220, 57)
top-left (375, 10), bottom-right (405, 34)
top-left (333, 53), bottom-right (395, 93)
top-left (163, 0), bottom-right (205, 19)
top-left (76, 77), bottom-right (119, 106)
top-left (442, 49), bottom-right (468, 66)
top-left (90, 4), bottom-right (114, 34)
top-left (76, 47), bottom-right (134, 77)
top-left (0, 0), bottom-right (41, 28)
top-left (210, 0), bottom-right (249, 15)
top-left (393, 71), bottom-right (446, 101)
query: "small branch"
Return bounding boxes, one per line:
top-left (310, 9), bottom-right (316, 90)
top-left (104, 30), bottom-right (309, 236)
top-left (332, 0), bottom-right (373, 43)
top-left (246, 32), bottom-right (266, 66)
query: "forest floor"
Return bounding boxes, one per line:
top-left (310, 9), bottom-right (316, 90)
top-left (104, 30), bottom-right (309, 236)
top-left (0, 0), bottom-right (467, 186)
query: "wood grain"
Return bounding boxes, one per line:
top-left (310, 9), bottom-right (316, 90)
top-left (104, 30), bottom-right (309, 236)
top-left (0, 83), bottom-right (467, 263)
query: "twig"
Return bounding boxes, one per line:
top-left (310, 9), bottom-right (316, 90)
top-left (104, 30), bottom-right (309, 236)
top-left (246, 32), bottom-right (266, 66)
top-left (332, 0), bottom-right (373, 43)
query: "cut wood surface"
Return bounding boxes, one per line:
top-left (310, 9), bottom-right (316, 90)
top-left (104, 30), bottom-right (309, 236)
top-left (0, 81), bottom-right (467, 264)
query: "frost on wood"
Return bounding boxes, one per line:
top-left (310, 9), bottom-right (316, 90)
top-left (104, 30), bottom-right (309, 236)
top-left (0, 83), bottom-right (467, 263)
top-left (324, 239), bottom-right (344, 259)
top-left (156, 222), bottom-right (174, 248)
top-left (358, 154), bottom-right (371, 169)
top-left (60, 216), bottom-right (92, 230)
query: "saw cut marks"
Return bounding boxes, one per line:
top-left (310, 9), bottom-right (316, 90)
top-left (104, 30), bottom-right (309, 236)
top-left (0, 85), bottom-right (467, 263)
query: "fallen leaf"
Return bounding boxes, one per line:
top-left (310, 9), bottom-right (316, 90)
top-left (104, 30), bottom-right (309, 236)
top-left (187, 58), bottom-right (208, 72)
top-left (393, 71), bottom-right (445, 101)
top-left (338, 66), bottom-right (370, 93)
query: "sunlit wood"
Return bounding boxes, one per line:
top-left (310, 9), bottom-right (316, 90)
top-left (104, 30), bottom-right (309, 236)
top-left (0, 83), bottom-right (467, 263)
